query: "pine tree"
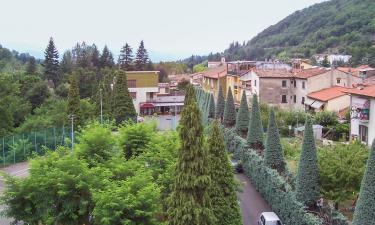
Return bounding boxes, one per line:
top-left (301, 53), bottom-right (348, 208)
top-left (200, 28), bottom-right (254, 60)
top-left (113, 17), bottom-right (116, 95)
top-left (135, 40), bottom-right (149, 70)
top-left (208, 120), bottom-right (242, 225)
top-left (264, 108), bottom-right (285, 174)
top-left (223, 87), bottom-right (236, 127)
top-left (168, 84), bottom-right (214, 225)
top-left (208, 93), bottom-right (215, 118)
top-left (67, 73), bottom-right (81, 128)
top-left (295, 116), bottom-right (320, 207)
top-left (216, 85), bottom-right (225, 120)
top-left (43, 37), bottom-right (60, 86)
top-left (247, 94), bottom-right (264, 151)
top-left (352, 139), bottom-right (375, 225)
top-left (113, 70), bottom-right (136, 124)
top-left (118, 43), bottom-right (133, 71)
top-left (100, 45), bottom-right (115, 68)
top-left (26, 57), bottom-right (37, 75)
top-left (60, 51), bottom-right (74, 74)
top-left (91, 44), bottom-right (101, 68)
top-left (235, 90), bottom-right (250, 136)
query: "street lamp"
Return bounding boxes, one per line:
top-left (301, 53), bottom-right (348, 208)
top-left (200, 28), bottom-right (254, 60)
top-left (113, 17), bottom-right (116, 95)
top-left (68, 114), bottom-right (76, 151)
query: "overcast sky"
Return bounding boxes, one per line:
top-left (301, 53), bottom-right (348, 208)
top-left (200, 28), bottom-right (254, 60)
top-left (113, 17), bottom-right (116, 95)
top-left (1, 0), bottom-right (326, 61)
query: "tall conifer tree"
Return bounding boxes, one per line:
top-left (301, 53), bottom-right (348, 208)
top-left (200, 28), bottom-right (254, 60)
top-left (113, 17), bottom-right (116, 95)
top-left (100, 45), bottom-right (115, 68)
top-left (295, 117), bottom-right (320, 207)
top-left (216, 85), bottom-right (225, 120)
top-left (264, 108), bottom-right (285, 174)
top-left (135, 40), bottom-right (149, 70)
top-left (26, 57), bottom-right (37, 75)
top-left (223, 87), bottom-right (236, 127)
top-left (43, 37), bottom-right (60, 86)
top-left (235, 90), bottom-right (250, 136)
top-left (113, 70), bottom-right (136, 124)
top-left (246, 94), bottom-right (264, 151)
top-left (208, 93), bottom-right (215, 118)
top-left (67, 73), bottom-right (81, 127)
top-left (168, 84), bottom-right (214, 225)
top-left (352, 140), bottom-right (375, 225)
top-left (91, 44), bottom-right (101, 68)
top-left (208, 120), bottom-right (242, 225)
top-left (118, 43), bottom-right (133, 71)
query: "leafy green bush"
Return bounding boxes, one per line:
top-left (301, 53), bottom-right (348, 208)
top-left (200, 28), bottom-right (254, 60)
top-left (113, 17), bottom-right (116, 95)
top-left (314, 111), bottom-right (338, 127)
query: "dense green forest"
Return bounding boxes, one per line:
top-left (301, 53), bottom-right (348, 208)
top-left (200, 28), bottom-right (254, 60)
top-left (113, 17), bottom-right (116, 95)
top-left (219, 0), bottom-right (375, 66)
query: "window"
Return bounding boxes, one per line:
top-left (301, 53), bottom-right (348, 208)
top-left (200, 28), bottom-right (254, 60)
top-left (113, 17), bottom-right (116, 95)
top-left (294, 95), bottom-right (296, 103)
top-left (282, 80), bottom-right (287, 87)
top-left (301, 97), bottom-right (305, 104)
top-left (337, 78), bottom-right (341, 84)
top-left (359, 125), bottom-right (368, 144)
top-left (281, 95), bottom-right (287, 103)
top-left (127, 80), bottom-right (136, 88)
top-left (254, 80), bottom-right (257, 87)
top-left (130, 92), bottom-right (137, 99)
top-left (302, 81), bottom-right (305, 89)
top-left (294, 80), bottom-right (297, 88)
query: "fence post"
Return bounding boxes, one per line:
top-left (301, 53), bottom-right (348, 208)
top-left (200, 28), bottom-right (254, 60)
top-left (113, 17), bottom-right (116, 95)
top-left (2, 138), bottom-right (4, 167)
top-left (13, 136), bottom-right (15, 164)
top-left (34, 132), bottom-right (37, 154)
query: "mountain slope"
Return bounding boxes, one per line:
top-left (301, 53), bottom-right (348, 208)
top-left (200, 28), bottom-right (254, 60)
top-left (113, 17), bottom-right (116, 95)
top-left (223, 0), bottom-right (375, 65)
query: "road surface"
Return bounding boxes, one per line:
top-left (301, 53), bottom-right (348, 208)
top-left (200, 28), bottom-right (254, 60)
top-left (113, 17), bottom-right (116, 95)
top-left (236, 173), bottom-right (271, 225)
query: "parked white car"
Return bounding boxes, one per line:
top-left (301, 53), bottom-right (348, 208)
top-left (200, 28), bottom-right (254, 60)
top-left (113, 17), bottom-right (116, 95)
top-left (257, 212), bottom-right (282, 225)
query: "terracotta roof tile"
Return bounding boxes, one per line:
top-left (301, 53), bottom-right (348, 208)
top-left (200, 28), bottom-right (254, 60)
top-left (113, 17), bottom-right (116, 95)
top-left (307, 86), bottom-right (350, 102)
top-left (293, 67), bottom-right (330, 79)
top-left (344, 85), bottom-right (375, 98)
top-left (202, 64), bottom-right (227, 79)
top-left (254, 69), bottom-right (293, 78)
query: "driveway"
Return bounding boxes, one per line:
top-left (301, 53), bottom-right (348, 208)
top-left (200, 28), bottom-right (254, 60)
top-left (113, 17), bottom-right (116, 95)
top-left (236, 173), bottom-right (271, 225)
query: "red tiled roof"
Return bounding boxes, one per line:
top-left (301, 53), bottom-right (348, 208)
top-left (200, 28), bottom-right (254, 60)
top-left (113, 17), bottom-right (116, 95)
top-left (307, 86), bottom-right (350, 102)
top-left (344, 85), bottom-right (375, 98)
top-left (253, 69), bottom-right (293, 78)
top-left (202, 64), bottom-right (227, 79)
top-left (357, 65), bottom-right (375, 71)
top-left (337, 67), bottom-right (359, 75)
top-left (293, 67), bottom-right (330, 79)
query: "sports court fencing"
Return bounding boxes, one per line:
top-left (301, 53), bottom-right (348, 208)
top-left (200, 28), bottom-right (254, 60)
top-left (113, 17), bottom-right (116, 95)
top-left (0, 126), bottom-right (75, 167)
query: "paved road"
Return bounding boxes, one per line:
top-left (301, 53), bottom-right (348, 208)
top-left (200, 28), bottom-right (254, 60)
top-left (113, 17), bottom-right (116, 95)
top-left (236, 173), bottom-right (271, 225)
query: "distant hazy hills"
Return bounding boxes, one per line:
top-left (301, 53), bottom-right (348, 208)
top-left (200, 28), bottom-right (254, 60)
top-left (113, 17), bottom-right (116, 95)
top-left (222, 0), bottom-right (375, 66)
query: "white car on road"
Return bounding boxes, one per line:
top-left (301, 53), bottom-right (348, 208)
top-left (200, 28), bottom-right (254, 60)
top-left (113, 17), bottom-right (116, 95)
top-left (257, 212), bottom-right (282, 225)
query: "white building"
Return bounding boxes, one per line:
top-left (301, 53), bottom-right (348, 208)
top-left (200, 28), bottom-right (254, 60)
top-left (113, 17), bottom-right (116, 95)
top-left (345, 85), bottom-right (375, 146)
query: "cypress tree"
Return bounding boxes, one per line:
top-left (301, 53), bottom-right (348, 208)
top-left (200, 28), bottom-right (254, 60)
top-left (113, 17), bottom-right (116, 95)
top-left (216, 85), bottom-right (225, 120)
top-left (208, 93), bottom-right (215, 118)
top-left (67, 73), bottom-right (81, 128)
top-left (352, 139), bottom-right (375, 225)
top-left (246, 94), bottom-right (264, 151)
top-left (113, 70), bottom-right (136, 124)
top-left (208, 120), bottom-right (242, 225)
top-left (235, 90), bottom-right (250, 136)
top-left (223, 87), bottom-right (236, 127)
top-left (43, 37), bottom-right (60, 86)
top-left (295, 116), bottom-right (320, 207)
top-left (91, 44), bottom-right (101, 69)
top-left (118, 43), bottom-right (133, 71)
top-left (135, 40), bottom-right (149, 71)
top-left (168, 85), bottom-right (214, 225)
top-left (60, 51), bottom-right (74, 74)
top-left (264, 108), bottom-right (285, 174)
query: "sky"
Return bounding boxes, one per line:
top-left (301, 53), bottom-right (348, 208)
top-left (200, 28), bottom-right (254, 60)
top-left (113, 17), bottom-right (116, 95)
top-left (0, 0), bottom-right (326, 61)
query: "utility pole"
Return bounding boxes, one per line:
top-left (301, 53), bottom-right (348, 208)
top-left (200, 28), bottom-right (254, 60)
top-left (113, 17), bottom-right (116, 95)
top-left (100, 88), bottom-right (103, 123)
top-left (68, 114), bottom-right (76, 151)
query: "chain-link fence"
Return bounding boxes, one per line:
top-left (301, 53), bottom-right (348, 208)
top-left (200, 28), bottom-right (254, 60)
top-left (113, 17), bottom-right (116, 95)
top-left (0, 126), bottom-right (75, 167)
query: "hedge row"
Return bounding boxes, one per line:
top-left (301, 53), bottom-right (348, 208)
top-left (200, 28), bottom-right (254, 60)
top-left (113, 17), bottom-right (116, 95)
top-left (224, 128), bottom-right (348, 225)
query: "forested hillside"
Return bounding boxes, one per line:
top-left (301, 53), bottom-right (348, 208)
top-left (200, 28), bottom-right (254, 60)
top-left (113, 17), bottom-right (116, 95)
top-left (223, 0), bottom-right (375, 66)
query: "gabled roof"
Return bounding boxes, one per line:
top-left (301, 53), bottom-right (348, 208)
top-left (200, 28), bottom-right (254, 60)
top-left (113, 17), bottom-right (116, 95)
top-left (344, 85), bottom-right (375, 98)
top-left (307, 86), bottom-right (350, 102)
top-left (253, 69), bottom-right (293, 78)
top-left (202, 64), bottom-right (227, 79)
top-left (293, 67), bottom-right (330, 79)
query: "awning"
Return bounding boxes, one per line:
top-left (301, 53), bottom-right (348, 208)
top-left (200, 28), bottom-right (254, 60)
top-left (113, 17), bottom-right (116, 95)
top-left (154, 102), bottom-right (184, 107)
top-left (140, 103), bottom-right (155, 108)
top-left (311, 100), bottom-right (324, 109)
top-left (304, 98), bottom-right (314, 106)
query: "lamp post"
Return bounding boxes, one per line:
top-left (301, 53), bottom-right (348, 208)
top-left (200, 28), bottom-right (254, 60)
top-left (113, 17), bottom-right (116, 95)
top-left (68, 114), bottom-right (76, 151)
top-left (100, 88), bottom-right (103, 123)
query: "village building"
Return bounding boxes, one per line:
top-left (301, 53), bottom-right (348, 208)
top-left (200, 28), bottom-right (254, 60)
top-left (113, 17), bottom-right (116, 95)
top-left (344, 85), bottom-right (375, 146)
top-left (305, 86), bottom-right (351, 113)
